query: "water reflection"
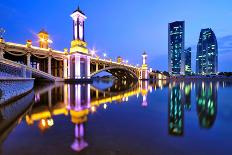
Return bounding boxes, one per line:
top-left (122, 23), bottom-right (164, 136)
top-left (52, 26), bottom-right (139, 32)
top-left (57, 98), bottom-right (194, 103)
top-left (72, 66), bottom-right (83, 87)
top-left (196, 82), bottom-right (217, 128)
top-left (1, 79), bottom-right (231, 154)
top-left (168, 81), bottom-right (219, 137)
top-left (168, 83), bottom-right (184, 136)
top-left (23, 80), bottom-right (163, 152)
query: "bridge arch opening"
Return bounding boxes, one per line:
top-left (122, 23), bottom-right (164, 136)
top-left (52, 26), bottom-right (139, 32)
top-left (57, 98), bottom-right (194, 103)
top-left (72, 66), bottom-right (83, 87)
top-left (90, 66), bottom-right (138, 81)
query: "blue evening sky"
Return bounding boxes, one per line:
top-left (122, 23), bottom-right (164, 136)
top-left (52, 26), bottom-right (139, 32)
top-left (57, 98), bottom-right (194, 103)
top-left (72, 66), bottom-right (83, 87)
top-left (0, 0), bottom-right (232, 71)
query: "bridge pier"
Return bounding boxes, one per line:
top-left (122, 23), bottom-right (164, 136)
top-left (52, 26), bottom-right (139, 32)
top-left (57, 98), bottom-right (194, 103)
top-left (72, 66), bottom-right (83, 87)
top-left (96, 63), bottom-right (99, 72)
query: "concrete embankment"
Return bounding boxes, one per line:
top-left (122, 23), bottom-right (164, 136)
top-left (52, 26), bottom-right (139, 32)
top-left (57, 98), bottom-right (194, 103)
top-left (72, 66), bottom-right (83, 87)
top-left (0, 78), bottom-right (34, 105)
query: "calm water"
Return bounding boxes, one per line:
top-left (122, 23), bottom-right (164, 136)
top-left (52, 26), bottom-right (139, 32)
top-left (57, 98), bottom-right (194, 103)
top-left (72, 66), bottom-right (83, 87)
top-left (1, 80), bottom-right (232, 155)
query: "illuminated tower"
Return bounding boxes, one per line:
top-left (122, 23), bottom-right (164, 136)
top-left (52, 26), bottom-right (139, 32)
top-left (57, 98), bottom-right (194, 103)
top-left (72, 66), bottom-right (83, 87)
top-left (140, 52), bottom-right (149, 80)
top-left (38, 29), bottom-right (51, 49)
top-left (168, 21), bottom-right (185, 75)
top-left (70, 6), bottom-right (88, 54)
top-left (196, 28), bottom-right (218, 75)
top-left (68, 7), bottom-right (91, 81)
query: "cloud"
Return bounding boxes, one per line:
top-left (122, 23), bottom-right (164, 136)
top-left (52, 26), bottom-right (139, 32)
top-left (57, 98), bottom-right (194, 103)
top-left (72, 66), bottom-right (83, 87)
top-left (218, 35), bottom-right (232, 54)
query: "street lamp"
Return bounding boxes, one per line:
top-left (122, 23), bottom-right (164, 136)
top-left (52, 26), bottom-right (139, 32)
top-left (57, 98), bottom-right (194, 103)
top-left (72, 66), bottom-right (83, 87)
top-left (103, 53), bottom-right (107, 59)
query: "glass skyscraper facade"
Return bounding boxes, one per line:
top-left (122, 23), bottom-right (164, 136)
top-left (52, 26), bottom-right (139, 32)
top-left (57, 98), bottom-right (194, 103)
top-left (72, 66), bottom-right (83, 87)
top-left (196, 28), bottom-right (218, 75)
top-left (168, 21), bottom-right (185, 76)
top-left (184, 47), bottom-right (192, 75)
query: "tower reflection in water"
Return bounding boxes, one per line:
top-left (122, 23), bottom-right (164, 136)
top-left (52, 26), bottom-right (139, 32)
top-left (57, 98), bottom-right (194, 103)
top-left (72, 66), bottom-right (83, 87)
top-left (196, 82), bottom-right (217, 128)
top-left (24, 80), bottom-right (156, 152)
top-left (168, 81), bottom-right (218, 136)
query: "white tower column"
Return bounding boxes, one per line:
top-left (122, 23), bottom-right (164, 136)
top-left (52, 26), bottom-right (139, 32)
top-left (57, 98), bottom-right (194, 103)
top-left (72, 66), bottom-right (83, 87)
top-left (68, 56), bottom-right (71, 79)
top-left (75, 54), bottom-right (81, 79)
top-left (86, 56), bottom-right (90, 79)
top-left (63, 58), bottom-right (68, 79)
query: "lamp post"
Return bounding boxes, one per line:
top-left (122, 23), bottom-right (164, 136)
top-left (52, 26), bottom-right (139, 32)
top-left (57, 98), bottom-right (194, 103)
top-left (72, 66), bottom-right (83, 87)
top-left (90, 48), bottom-right (97, 57)
top-left (125, 60), bottom-right (128, 64)
top-left (103, 53), bottom-right (107, 59)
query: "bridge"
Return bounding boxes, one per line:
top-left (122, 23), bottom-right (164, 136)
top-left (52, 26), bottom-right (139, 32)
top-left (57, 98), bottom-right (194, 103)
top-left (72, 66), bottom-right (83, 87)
top-left (0, 7), bottom-right (151, 82)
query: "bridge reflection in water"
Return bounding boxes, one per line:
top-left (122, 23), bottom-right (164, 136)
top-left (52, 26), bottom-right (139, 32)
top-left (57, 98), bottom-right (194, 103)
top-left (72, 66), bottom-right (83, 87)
top-left (24, 80), bottom-right (167, 152)
top-left (1, 80), bottom-right (228, 154)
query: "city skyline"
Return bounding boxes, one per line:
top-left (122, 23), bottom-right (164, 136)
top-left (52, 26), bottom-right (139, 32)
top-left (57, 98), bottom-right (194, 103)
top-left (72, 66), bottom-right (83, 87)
top-left (0, 0), bottom-right (232, 71)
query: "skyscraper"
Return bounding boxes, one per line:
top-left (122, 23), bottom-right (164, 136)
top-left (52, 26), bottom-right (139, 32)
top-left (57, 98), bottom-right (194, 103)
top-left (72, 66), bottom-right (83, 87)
top-left (184, 47), bottom-right (192, 75)
top-left (168, 21), bottom-right (185, 76)
top-left (196, 28), bottom-right (218, 75)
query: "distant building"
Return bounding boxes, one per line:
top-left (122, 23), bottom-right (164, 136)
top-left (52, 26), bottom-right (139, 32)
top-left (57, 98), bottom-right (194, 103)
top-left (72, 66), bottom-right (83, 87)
top-left (196, 28), bottom-right (218, 75)
top-left (184, 47), bottom-right (192, 75)
top-left (168, 21), bottom-right (185, 76)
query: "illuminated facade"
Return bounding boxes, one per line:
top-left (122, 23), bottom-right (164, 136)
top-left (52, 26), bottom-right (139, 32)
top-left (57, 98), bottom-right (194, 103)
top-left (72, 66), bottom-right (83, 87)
top-left (196, 28), bottom-right (218, 75)
top-left (38, 29), bottom-right (51, 49)
top-left (184, 47), bottom-right (192, 75)
top-left (168, 21), bottom-right (185, 76)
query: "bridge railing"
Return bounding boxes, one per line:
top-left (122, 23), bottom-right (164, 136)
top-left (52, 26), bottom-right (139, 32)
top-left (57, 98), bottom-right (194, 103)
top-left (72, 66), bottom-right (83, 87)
top-left (0, 58), bottom-right (32, 78)
top-left (0, 58), bottom-right (63, 81)
top-left (91, 57), bottom-right (139, 69)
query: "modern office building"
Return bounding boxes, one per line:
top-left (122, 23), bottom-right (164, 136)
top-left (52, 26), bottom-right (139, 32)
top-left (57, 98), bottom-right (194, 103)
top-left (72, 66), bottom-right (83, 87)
top-left (168, 21), bottom-right (185, 76)
top-left (196, 28), bottom-right (218, 75)
top-left (184, 47), bottom-right (192, 75)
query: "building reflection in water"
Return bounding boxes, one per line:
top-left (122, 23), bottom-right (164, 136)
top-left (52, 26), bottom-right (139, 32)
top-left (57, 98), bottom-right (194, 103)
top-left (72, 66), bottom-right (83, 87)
top-left (168, 83), bottom-right (184, 136)
top-left (182, 82), bottom-right (192, 111)
top-left (196, 82), bottom-right (218, 128)
top-left (168, 81), bottom-right (218, 136)
top-left (23, 80), bottom-right (166, 152)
